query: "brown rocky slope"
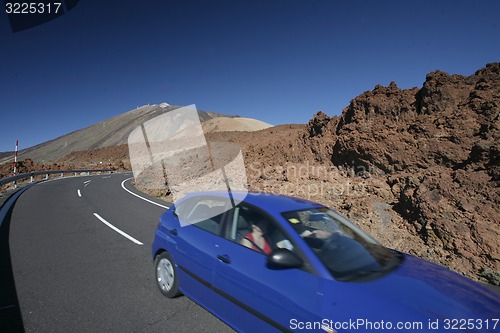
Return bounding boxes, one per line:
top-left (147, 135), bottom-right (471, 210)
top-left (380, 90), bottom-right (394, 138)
top-left (205, 63), bottom-right (500, 284)
top-left (300, 62), bottom-right (499, 284)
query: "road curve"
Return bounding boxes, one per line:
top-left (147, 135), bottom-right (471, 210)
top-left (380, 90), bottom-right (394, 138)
top-left (5, 172), bottom-right (234, 332)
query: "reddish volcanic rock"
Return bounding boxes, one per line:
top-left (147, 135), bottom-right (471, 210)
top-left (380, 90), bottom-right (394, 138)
top-left (307, 63), bottom-right (500, 283)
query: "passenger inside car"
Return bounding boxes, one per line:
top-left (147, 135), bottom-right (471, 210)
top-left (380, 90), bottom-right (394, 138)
top-left (240, 218), bottom-right (273, 255)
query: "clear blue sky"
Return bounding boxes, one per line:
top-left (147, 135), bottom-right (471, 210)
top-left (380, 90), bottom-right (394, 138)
top-left (1, 0), bottom-right (499, 152)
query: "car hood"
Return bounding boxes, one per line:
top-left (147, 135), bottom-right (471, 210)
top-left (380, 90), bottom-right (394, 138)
top-left (324, 254), bottom-right (499, 330)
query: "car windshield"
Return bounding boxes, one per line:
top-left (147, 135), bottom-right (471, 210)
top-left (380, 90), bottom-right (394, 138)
top-left (282, 207), bottom-right (403, 282)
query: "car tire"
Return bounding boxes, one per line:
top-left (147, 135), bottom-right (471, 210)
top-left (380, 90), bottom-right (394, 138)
top-left (154, 252), bottom-right (181, 298)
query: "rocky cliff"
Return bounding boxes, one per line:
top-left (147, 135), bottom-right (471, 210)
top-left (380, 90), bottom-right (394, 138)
top-left (302, 62), bottom-right (499, 283)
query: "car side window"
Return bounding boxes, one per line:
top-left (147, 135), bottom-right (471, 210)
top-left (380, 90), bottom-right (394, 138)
top-left (224, 205), bottom-right (295, 255)
top-left (175, 197), bottom-right (228, 235)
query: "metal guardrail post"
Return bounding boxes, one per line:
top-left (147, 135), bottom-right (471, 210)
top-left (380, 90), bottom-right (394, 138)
top-left (0, 169), bottom-right (113, 188)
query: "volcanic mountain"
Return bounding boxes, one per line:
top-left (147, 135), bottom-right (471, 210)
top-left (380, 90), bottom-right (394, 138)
top-left (0, 103), bottom-right (271, 165)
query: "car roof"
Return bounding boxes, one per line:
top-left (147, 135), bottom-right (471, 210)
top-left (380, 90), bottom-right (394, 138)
top-left (178, 191), bottom-right (324, 214)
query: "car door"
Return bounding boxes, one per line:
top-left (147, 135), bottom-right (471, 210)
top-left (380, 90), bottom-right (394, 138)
top-left (170, 196), bottom-right (229, 306)
top-left (211, 204), bottom-right (324, 332)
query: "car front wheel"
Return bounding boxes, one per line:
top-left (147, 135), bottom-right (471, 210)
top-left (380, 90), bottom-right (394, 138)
top-left (154, 252), bottom-right (181, 298)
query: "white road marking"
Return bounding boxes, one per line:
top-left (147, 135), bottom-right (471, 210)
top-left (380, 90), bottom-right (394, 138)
top-left (84, 180), bottom-right (91, 187)
top-left (93, 213), bottom-right (143, 245)
top-left (77, 189), bottom-right (82, 197)
top-left (121, 177), bottom-right (169, 209)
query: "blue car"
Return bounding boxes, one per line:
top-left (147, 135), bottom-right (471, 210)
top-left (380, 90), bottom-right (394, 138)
top-left (152, 191), bottom-right (499, 333)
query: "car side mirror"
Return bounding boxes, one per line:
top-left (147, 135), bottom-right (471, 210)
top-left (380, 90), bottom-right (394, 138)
top-left (268, 248), bottom-right (303, 268)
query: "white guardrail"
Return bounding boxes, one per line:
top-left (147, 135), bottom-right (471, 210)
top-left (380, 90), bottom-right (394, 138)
top-left (0, 169), bottom-right (113, 188)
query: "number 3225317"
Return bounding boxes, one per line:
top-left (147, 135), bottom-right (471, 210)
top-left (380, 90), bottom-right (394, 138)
top-left (5, 2), bottom-right (62, 14)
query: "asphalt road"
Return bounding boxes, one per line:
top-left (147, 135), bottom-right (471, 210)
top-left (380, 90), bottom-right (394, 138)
top-left (3, 172), bottom-right (234, 332)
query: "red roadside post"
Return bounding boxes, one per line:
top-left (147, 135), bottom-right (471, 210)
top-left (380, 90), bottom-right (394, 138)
top-left (13, 140), bottom-right (18, 189)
